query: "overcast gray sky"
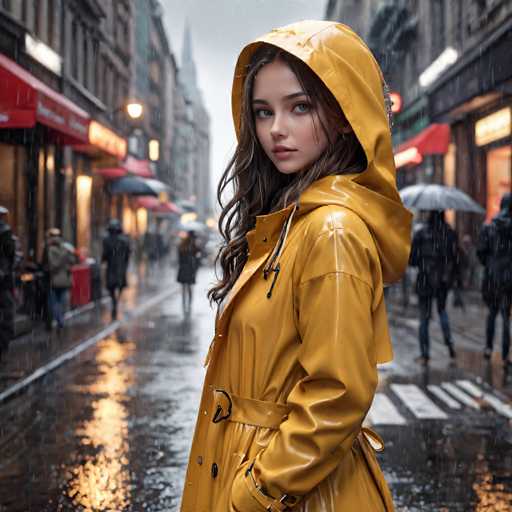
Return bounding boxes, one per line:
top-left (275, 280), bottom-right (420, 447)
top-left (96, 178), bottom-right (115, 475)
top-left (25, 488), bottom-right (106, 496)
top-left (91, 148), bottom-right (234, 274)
top-left (162, 0), bottom-right (328, 211)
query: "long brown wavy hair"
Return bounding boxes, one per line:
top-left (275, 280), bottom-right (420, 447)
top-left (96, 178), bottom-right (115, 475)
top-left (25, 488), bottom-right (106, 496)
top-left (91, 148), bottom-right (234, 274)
top-left (208, 43), bottom-right (367, 305)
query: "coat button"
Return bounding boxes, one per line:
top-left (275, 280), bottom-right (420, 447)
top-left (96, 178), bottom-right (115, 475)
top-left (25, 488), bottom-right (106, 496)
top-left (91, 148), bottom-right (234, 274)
top-left (263, 237), bottom-right (268, 242)
top-left (211, 462), bottom-right (218, 478)
top-left (197, 456), bottom-right (203, 465)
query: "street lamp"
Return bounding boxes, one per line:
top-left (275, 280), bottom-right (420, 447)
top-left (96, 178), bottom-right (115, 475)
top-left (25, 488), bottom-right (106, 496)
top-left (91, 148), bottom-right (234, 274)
top-left (112, 100), bottom-right (144, 120)
top-left (126, 101), bottom-right (144, 120)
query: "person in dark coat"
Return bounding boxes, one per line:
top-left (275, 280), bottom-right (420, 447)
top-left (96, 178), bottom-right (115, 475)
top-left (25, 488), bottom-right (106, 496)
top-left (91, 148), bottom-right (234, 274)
top-left (176, 231), bottom-right (201, 316)
top-left (409, 210), bottom-right (459, 365)
top-left (102, 219), bottom-right (131, 320)
top-left (0, 206), bottom-right (16, 363)
top-left (477, 193), bottom-right (512, 369)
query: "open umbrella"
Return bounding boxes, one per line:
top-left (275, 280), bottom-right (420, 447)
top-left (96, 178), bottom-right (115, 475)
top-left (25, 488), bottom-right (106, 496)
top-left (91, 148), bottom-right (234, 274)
top-left (177, 220), bottom-right (206, 232)
top-left (399, 184), bottom-right (485, 213)
top-left (110, 176), bottom-right (168, 197)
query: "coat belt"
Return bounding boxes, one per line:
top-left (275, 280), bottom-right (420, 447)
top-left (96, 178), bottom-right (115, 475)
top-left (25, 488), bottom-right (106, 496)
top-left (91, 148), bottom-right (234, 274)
top-left (211, 388), bottom-right (386, 454)
top-left (212, 388), bottom-right (291, 429)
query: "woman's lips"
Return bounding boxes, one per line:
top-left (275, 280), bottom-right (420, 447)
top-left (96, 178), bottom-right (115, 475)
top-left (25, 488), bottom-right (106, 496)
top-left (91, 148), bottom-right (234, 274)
top-left (272, 147), bottom-right (297, 160)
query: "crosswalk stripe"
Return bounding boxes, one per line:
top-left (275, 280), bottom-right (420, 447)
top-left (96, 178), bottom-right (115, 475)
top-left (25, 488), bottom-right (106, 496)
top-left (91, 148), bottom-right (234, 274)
top-left (427, 385), bottom-right (462, 409)
top-left (456, 380), bottom-right (512, 419)
top-left (441, 382), bottom-right (480, 409)
top-left (366, 393), bottom-right (407, 426)
top-left (390, 384), bottom-right (448, 419)
top-left (455, 380), bottom-right (483, 398)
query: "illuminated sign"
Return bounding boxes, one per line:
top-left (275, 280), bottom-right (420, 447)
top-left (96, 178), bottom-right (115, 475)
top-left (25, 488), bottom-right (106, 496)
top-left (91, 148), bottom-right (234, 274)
top-left (394, 147), bottom-right (423, 168)
top-left (389, 92), bottom-right (402, 114)
top-left (88, 121), bottom-right (127, 159)
top-left (475, 108), bottom-right (511, 146)
top-left (419, 47), bottom-right (458, 88)
top-left (25, 34), bottom-right (62, 76)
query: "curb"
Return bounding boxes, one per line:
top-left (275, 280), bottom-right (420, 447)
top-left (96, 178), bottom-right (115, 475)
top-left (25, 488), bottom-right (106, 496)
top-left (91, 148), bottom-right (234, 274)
top-left (0, 285), bottom-right (179, 404)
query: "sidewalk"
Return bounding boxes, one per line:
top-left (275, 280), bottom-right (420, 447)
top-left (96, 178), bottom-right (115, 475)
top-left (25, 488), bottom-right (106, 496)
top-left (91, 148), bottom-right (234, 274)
top-left (0, 264), bottom-right (179, 398)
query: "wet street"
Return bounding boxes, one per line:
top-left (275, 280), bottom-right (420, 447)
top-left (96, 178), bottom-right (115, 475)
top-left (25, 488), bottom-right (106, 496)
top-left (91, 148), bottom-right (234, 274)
top-left (1, 268), bottom-right (511, 511)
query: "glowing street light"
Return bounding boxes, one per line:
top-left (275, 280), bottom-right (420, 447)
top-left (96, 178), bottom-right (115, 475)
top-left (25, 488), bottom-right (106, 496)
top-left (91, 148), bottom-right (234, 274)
top-left (126, 101), bottom-right (144, 120)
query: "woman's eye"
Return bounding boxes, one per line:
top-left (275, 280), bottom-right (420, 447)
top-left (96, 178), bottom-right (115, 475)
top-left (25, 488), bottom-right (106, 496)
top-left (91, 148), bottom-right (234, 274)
top-left (254, 109), bottom-right (273, 119)
top-left (293, 103), bottom-right (311, 114)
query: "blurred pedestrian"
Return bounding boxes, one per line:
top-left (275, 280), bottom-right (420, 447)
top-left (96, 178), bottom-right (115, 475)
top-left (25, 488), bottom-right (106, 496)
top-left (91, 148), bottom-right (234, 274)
top-left (0, 206), bottom-right (16, 363)
top-left (176, 231), bottom-right (201, 317)
top-left (47, 228), bottom-right (76, 329)
top-left (477, 193), bottom-right (512, 369)
top-left (102, 219), bottom-right (131, 321)
top-left (409, 210), bottom-right (459, 365)
top-left (460, 234), bottom-right (480, 291)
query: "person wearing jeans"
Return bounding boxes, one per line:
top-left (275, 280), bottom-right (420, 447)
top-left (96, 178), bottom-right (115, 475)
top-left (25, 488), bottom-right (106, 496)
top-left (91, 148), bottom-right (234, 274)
top-left (409, 211), bottom-right (459, 365)
top-left (47, 229), bottom-right (75, 330)
top-left (477, 193), bottom-right (512, 369)
top-left (49, 287), bottom-right (67, 329)
top-left (418, 287), bottom-right (455, 363)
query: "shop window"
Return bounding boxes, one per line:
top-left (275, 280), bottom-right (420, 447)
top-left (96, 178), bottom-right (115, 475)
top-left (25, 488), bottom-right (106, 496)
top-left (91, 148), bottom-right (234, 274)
top-left (33, 0), bottom-right (40, 37)
top-left (76, 175), bottom-right (92, 256)
top-left (0, 144), bottom-right (15, 226)
top-left (443, 143), bottom-right (456, 227)
top-left (48, 0), bottom-right (55, 47)
top-left (486, 146), bottom-right (511, 222)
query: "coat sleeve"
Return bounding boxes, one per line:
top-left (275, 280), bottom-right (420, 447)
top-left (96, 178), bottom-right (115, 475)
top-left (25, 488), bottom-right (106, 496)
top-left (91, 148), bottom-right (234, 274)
top-left (231, 224), bottom-right (379, 511)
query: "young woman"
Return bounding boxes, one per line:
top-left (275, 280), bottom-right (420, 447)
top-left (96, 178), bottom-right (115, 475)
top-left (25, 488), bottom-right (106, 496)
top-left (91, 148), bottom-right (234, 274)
top-left (180, 21), bottom-right (411, 511)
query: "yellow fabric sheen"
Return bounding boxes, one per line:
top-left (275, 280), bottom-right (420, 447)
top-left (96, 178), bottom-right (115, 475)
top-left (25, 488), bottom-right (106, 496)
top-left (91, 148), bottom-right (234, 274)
top-left (180, 20), bottom-right (411, 512)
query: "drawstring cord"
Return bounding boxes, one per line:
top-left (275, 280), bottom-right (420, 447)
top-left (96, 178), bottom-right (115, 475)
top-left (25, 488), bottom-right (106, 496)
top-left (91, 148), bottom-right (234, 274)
top-left (263, 202), bottom-right (298, 299)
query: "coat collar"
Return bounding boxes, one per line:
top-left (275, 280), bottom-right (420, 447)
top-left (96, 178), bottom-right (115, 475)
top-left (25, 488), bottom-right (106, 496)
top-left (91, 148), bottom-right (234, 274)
top-left (216, 203), bottom-right (297, 332)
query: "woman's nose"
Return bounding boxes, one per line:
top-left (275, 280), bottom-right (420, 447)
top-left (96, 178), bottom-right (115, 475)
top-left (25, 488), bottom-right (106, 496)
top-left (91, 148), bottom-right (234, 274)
top-left (270, 113), bottom-right (287, 139)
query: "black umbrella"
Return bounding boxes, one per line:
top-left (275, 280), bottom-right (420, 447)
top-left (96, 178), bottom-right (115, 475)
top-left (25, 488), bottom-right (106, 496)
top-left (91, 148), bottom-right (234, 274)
top-left (399, 184), bottom-right (485, 213)
top-left (110, 176), bottom-right (168, 197)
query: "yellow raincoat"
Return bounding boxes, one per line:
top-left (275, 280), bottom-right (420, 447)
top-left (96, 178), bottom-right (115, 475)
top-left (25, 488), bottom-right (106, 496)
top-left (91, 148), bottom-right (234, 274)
top-left (180, 21), bottom-right (412, 512)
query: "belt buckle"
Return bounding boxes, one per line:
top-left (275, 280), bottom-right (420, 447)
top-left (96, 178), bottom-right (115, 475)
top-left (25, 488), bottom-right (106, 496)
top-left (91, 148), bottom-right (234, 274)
top-left (212, 388), bottom-right (233, 423)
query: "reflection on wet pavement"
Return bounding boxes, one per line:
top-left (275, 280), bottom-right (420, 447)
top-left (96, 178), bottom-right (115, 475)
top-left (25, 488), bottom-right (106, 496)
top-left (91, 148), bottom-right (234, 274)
top-left (66, 339), bottom-right (134, 510)
top-left (1, 269), bottom-right (511, 510)
top-left (0, 271), bottom-right (212, 511)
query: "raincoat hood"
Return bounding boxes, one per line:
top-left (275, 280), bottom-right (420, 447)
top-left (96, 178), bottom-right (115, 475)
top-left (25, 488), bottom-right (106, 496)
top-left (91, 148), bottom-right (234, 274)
top-left (231, 20), bottom-right (412, 284)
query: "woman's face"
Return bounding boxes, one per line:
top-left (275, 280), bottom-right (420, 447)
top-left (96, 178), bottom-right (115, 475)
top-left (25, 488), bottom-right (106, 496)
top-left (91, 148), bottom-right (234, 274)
top-left (252, 59), bottom-right (329, 175)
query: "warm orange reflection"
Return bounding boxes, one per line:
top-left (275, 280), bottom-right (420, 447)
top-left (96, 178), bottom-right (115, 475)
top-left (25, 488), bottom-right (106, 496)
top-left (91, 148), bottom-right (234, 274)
top-left (473, 458), bottom-right (512, 511)
top-left (68, 337), bottom-right (135, 510)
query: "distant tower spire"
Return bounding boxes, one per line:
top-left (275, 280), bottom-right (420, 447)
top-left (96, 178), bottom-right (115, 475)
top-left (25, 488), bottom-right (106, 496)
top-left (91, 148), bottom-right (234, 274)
top-left (180, 20), bottom-right (198, 98)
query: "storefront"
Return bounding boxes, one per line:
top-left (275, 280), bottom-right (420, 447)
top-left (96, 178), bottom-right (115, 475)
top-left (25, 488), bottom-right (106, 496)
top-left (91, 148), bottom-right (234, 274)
top-left (0, 53), bottom-right (90, 261)
top-left (474, 106), bottom-right (511, 222)
top-left (394, 123), bottom-right (451, 187)
top-left (73, 120), bottom-right (128, 259)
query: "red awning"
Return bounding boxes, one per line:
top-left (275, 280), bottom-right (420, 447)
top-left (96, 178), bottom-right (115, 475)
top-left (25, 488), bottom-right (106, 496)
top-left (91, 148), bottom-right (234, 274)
top-left (123, 156), bottom-right (154, 178)
top-left (0, 54), bottom-right (89, 143)
top-left (394, 123), bottom-right (450, 168)
top-left (135, 196), bottom-right (181, 214)
top-left (95, 167), bottom-right (127, 179)
top-left (94, 156), bottom-right (155, 180)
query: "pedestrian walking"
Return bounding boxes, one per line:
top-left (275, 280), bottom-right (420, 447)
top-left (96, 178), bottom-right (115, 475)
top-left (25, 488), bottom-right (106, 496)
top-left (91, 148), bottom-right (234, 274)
top-left (47, 228), bottom-right (76, 329)
top-left (180, 21), bottom-right (411, 512)
top-left (102, 219), bottom-right (131, 320)
top-left (176, 231), bottom-right (201, 317)
top-left (477, 193), bottom-right (512, 369)
top-left (409, 211), bottom-right (459, 365)
top-left (0, 206), bottom-right (16, 363)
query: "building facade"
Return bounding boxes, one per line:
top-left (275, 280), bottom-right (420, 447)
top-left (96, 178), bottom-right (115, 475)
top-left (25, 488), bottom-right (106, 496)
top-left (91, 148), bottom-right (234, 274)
top-left (0, 0), bottom-right (133, 262)
top-left (173, 23), bottom-right (212, 220)
top-left (326, 0), bottom-right (512, 239)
